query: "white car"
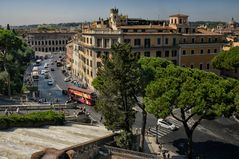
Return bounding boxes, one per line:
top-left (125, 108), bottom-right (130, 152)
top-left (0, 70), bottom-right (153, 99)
top-left (47, 79), bottom-right (54, 85)
top-left (157, 119), bottom-right (176, 131)
top-left (64, 77), bottom-right (71, 82)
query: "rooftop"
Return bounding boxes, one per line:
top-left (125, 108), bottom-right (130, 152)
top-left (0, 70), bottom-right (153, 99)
top-left (169, 14), bottom-right (189, 18)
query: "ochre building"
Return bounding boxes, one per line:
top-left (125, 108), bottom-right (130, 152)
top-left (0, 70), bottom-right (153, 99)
top-left (72, 8), bottom-right (224, 89)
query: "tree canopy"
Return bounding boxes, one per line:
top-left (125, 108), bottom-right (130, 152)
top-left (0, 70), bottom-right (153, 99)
top-left (92, 43), bottom-right (140, 149)
top-left (212, 46), bottom-right (239, 70)
top-left (140, 57), bottom-right (239, 158)
top-left (0, 29), bottom-right (34, 95)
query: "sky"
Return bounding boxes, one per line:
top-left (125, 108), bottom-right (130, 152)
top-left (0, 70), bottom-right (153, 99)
top-left (0, 0), bottom-right (239, 26)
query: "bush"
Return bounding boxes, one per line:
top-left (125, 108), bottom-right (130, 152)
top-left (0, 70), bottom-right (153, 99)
top-left (0, 111), bottom-right (65, 129)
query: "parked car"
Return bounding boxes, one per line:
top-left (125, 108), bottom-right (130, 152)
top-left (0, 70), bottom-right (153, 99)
top-left (64, 77), bottom-right (71, 82)
top-left (44, 73), bottom-right (50, 79)
top-left (47, 79), bottom-right (54, 85)
top-left (157, 119), bottom-right (176, 131)
top-left (51, 68), bottom-right (55, 71)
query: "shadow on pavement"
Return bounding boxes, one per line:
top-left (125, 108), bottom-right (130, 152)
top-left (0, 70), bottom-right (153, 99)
top-left (173, 138), bottom-right (239, 159)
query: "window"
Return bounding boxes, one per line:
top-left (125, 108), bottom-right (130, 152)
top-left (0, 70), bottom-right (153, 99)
top-left (201, 38), bottom-right (204, 43)
top-left (144, 38), bottom-right (150, 48)
top-left (182, 50), bottom-right (186, 55)
top-left (156, 51), bottom-right (161, 57)
top-left (133, 29), bottom-right (137, 32)
top-left (97, 39), bottom-right (102, 47)
top-left (178, 28), bottom-right (182, 33)
top-left (35, 41), bottom-right (37, 45)
top-left (191, 50), bottom-right (194, 55)
top-left (173, 38), bottom-right (176, 46)
top-left (105, 39), bottom-right (110, 48)
top-left (179, 19), bottom-right (182, 24)
top-left (112, 39), bottom-right (117, 45)
top-left (215, 38), bottom-right (218, 42)
top-left (192, 29), bottom-right (196, 33)
top-left (42, 41), bottom-right (44, 45)
top-left (142, 29), bottom-right (145, 32)
top-left (207, 63), bottom-right (210, 69)
top-left (172, 50), bottom-right (177, 57)
top-left (208, 38), bottom-right (211, 43)
top-left (90, 60), bottom-right (92, 67)
top-left (208, 49), bottom-right (211, 54)
top-left (144, 52), bottom-right (150, 57)
top-left (214, 49), bottom-right (217, 53)
top-left (192, 38), bottom-right (195, 43)
top-left (183, 38), bottom-right (186, 43)
top-left (165, 38), bottom-right (168, 45)
top-left (134, 39), bottom-right (141, 46)
top-left (200, 64), bottom-right (203, 70)
top-left (56, 41), bottom-right (58, 45)
top-left (90, 38), bottom-right (92, 44)
top-left (45, 41), bottom-right (47, 45)
top-left (200, 49), bottom-right (204, 54)
top-left (49, 41), bottom-right (51, 45)
top-left (165, 50), bottom-right (169, 57)
top-left (124, 39), bottom-right (131, 44)
top-left (123, 29), bottom-right (128, 32)
top-left (157, 38), bottom-right (161, 45)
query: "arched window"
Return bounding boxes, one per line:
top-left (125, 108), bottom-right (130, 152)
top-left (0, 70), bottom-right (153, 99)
top-left (45, 48), bottom-right (48, 52)
top-left (56, 47), bottom-right (58, 51)
top-left (38, 41), bottom-right (40, 45)
top-left (49, 41), bottom-right (51, 45)
top-left (52, 40), bottom-right (54, 45)
top-left (45, 41), bottom-right (47, 45)
top-left (49, 47), bottom-right (51, 52)
top-left (59, 40), bottom-right (61, 45)
top-left (56, 41), bottom-right (58, 45)
top-left (52, 47), bottom-right (55, 52)
top-left (42, 41), bottom-right (44, 45)
top-left (59, 47), bottom-right (62, 51)
top-left (42, 48), bottom-right (44, 52)
top-left (38, 48), bottom-right (41, 51)
top-left (63, 47), bottom-right (65, 51)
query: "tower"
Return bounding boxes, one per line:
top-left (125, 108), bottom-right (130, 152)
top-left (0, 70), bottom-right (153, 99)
top-left (169, 14), bottom-right (190, 33)
top-left (109, 8), bottom-right (120, 30)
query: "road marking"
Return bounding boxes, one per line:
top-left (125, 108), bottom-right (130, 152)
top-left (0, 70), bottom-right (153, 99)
top-left (56, 84), bottom-right (62, 90)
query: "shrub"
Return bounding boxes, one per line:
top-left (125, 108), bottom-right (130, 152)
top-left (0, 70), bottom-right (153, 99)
top-left (0, 111), bottom-right (65, 129)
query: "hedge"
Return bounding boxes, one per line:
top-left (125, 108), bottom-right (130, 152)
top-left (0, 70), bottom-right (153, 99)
top-left (0, 111), bottom-right (65, 129)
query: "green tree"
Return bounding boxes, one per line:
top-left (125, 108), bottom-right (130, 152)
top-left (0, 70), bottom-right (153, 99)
top-left (0, 29), bottom-right (33, 96)
top-left (92, 43), bottom-right (139, 149)
top-left (140, 57), bottom-right (238, 159)
top-left (212, 46), bottom-right (239, 70)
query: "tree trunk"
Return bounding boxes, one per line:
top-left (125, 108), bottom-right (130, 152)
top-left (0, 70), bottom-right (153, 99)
top-left (139, 109), bottom-right (147, 152)
top-left (7, 73), bottom-right (11, 97)
top-left (187, 132), bottom-right (193, 159)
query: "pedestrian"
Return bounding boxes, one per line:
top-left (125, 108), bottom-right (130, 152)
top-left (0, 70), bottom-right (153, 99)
top-left (16, 107), bottom-right (20, 114)
top-left (100, 115), bottom-right (103, 122)
top-left (4, 108), bottom-right (8, 116)
top-left (83, 106), bottom-right (86, 112)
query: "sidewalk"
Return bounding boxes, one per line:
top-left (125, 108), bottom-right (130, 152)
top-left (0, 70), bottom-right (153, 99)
top-left (144, 135), bottom-right (180, 158)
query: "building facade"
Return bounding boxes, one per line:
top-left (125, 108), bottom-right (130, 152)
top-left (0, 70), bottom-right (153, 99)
top-left (26, 31), bottom-right (76, 54)
top-left (72, 8), bottom-right (224, 89)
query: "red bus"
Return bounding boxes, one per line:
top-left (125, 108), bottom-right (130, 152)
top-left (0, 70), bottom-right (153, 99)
top-left (67, 85), bottom-right (97, 106)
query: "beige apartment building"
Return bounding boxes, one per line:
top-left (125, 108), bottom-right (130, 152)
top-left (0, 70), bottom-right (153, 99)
top-left (71, 8), bottom-right (224, 89)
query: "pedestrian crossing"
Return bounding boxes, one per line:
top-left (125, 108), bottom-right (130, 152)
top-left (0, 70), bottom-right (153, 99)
top-left (148, 116), bottom-right (194, 139)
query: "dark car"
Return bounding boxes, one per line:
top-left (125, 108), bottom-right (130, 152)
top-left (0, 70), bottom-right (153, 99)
top-left (51, 68), bottom-right (55, 71)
